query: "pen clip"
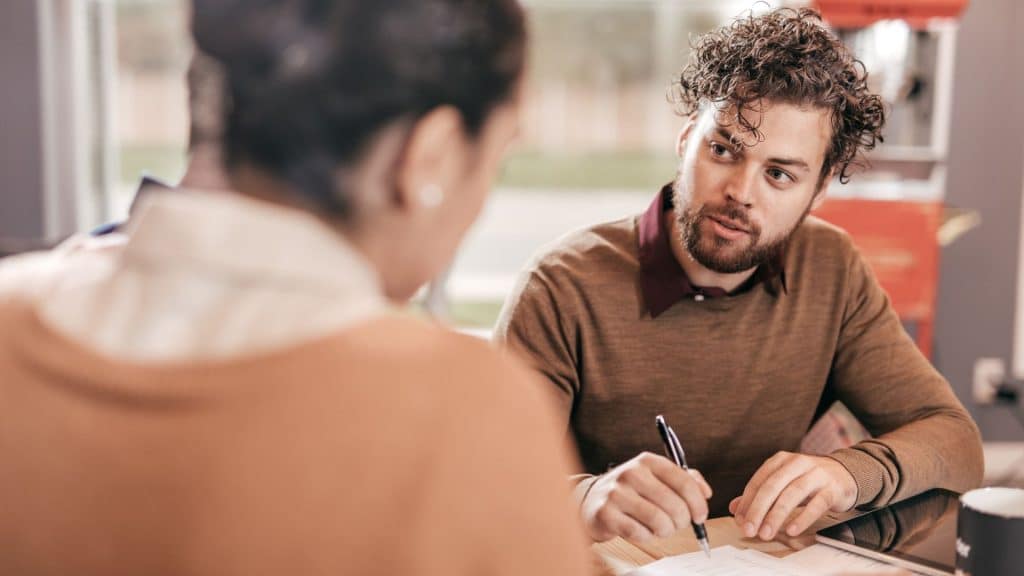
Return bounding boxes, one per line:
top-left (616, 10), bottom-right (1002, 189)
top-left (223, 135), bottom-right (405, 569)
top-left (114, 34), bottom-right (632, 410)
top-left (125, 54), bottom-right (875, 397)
top-left (656, 415), bottom-right (684, 468)
top-left (667, 426), bottom-right (689, 469)
top-left (664, 434), bottom-right (682, 465)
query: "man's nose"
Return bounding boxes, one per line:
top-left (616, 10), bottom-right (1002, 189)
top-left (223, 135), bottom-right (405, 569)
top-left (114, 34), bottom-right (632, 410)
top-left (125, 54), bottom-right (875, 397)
top-left (724, 167), bottom-right (757, 208)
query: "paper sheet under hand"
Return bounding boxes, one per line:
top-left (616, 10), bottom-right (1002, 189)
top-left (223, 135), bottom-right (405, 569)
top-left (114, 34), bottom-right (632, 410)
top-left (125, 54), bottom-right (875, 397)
top-left (624, 545), bottom-right (814, 576)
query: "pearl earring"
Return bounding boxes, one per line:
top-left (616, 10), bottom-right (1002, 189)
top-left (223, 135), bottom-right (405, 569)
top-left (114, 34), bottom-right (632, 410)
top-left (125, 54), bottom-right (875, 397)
top-left (418, 184), bottom-right (444, 208)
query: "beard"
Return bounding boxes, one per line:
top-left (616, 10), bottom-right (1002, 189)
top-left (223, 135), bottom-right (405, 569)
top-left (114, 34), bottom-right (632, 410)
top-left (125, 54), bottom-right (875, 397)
top-left (673, 195), bottom-right (810, 275)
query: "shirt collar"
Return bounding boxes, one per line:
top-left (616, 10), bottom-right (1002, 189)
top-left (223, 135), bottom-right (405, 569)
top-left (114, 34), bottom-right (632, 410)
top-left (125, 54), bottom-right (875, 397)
top-left (122, 189), bottom-right (383, 300)
top-left (90, 176), bottom-right (173, 237)
top-left (130, 175), bottom-right (173, 214)
top-left (637, 183), bottom-right (787, 318)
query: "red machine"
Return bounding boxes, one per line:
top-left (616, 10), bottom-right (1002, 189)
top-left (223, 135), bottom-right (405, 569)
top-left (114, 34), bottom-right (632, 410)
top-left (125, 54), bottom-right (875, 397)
top-left (808, 0), bottom-right (970, 360)
top-left (814, 0), bottom-right (969, 28)
top-left (814, 200), bottom-right (942, 359)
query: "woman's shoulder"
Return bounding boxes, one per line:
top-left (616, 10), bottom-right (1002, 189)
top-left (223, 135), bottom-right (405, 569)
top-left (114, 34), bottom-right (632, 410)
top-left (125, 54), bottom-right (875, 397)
top-left (0, 234), bottom-right (125, 305)
top-left (315, 313), bottom-right (544, 412)
top-left (338, 314), bottom-right (532, 384)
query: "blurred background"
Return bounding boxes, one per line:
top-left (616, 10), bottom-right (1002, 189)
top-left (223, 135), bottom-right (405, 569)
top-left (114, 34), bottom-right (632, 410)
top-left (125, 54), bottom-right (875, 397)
top-left (1, 0), bottom-right (1022, 459)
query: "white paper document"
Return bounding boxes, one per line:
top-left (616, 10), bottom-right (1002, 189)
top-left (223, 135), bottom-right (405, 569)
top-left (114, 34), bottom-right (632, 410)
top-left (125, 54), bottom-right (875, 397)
top-left (625, 544), bottom-right (917, 576)
top-left (624, 545), bottom-right (812, 576)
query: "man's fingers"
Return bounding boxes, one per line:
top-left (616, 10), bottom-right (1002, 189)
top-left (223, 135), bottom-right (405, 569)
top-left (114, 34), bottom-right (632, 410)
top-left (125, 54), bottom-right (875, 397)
top-left (734, 452), bottom-right (793, 520)
top-left (730, 454), bottom-right (857, 540)
top-left (620, 519), bottom-right (656, 543)
top-left (622, 465), bottom-right (693, 533)
top-left (739, 456), bottom-right (816, 537)
top-left (758, 472), bottom-right (823, 540)
top-left (586, 453), bottom-right (715, 543)
top-left (646, 457), bottom-right (710, 524)
top-left (607, 484), bottom-right (677, 539)
top-left (594, 506), bottom-right (656, 543)
top-left (688, 468), bottom-right (713, 499)
top-left (786, 492), bottom-right (832, 537)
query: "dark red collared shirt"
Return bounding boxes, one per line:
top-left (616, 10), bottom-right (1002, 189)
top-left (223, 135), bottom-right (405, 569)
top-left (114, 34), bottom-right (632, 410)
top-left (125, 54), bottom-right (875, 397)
top-left (637, 183), bottom-right (786, 318)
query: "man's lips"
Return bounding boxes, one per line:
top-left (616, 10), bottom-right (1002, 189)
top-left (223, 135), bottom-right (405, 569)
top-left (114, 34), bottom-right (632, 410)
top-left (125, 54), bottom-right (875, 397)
top-left (707, 214), bottom-right (751, 234)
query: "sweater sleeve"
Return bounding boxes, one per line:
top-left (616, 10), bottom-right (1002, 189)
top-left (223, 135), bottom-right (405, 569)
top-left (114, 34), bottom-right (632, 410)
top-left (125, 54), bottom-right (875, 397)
top-left (493, 268), bottom-right (580, 435)
top-left (826, 243), bottom-right (983, 509)
top-left (494, 267), bottom-right (603, 504)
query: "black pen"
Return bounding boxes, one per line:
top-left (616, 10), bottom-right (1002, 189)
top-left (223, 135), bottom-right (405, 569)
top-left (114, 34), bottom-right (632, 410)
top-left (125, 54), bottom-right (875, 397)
top-left (655, 414), bottom-right (711, 557)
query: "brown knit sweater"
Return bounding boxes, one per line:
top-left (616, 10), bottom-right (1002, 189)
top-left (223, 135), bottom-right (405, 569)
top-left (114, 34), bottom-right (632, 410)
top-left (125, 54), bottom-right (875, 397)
top-left (0, 302), bottom-right (591, 576)
top-left (495, 214), bottom-right (983, 517)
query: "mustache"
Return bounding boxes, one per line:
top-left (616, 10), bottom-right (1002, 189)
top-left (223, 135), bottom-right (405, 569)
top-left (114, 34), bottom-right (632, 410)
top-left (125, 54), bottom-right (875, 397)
top-left (700, 204), bottom-right (756, 231)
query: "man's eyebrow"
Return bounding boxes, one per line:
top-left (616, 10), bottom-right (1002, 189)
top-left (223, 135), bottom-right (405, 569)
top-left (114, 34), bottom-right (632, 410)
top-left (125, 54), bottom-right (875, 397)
top-left (714, 127), bottom-right (811, 172)
top-left (714, 127), bottom-right (744, 149)
top-left (766, 156), bottom-right (811, 172)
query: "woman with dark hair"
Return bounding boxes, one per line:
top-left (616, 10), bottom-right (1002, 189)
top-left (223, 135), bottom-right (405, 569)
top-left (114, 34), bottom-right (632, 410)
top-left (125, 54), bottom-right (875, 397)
top-left (0, 2), bottom-right (591, 574)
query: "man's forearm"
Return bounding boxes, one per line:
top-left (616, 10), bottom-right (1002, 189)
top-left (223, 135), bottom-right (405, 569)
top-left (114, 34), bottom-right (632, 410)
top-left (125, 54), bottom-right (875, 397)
top-left (828, 409), bottom-right (983, 509)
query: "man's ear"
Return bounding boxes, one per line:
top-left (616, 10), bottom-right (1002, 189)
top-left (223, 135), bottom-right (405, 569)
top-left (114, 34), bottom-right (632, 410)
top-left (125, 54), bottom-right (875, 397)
top-left (675, 112), bottom-right (699, 158)
top-left (394, 106), bottom-right (466, 211)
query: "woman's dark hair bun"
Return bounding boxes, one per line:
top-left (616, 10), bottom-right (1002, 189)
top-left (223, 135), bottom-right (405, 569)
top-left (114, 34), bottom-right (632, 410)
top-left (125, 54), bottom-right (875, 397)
top-left (191, 0), bottom-right (260, 62)
top-left (190, 0), bottom-right (526, 218)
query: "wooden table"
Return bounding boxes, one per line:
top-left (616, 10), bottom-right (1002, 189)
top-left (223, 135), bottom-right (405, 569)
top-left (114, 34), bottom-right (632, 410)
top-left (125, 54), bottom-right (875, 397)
top-left (592, 515), bottom-right (837, 575)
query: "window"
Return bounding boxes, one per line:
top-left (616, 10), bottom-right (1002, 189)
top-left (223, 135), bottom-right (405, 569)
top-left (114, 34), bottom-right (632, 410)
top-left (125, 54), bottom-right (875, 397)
top-left (102, 0), bottom-right (191, 219)
top-left (86, 0), bottom-right (778, 328)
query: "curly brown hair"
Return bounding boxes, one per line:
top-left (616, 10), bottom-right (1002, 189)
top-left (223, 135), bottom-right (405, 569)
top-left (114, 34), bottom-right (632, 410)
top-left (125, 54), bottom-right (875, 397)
top-left (673, 7), bottom-right (885, 185)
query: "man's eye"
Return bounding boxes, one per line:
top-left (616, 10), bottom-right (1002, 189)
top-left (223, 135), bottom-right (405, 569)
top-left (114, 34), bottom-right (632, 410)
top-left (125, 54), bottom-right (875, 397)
top-left (710, 142), bottom-right (730, 157)
top-left (767, 168), bottom-right (793, 183)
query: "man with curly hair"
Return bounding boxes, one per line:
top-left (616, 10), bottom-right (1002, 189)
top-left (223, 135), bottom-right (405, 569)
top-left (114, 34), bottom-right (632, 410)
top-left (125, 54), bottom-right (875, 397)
top-left (495, 7), bottom-right (982, 545)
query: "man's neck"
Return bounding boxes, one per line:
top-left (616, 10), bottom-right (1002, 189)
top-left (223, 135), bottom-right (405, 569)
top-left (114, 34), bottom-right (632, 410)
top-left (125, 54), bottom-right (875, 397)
top-left (665, 210), bottom-right (757, 293)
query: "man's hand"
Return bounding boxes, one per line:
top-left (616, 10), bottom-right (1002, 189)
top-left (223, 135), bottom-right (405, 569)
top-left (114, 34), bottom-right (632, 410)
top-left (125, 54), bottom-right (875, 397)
top-left (729, 452), bottom-right (857, 541)
top-left (581, 452), bottom-right (712, 543)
